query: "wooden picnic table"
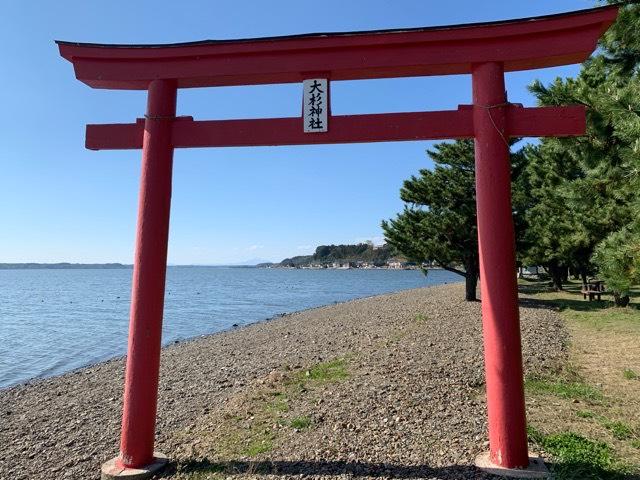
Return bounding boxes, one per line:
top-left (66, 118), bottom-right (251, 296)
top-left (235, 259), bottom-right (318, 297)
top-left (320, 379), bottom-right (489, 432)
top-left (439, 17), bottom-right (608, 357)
top-left (582, 279), bottom-right (606, 301)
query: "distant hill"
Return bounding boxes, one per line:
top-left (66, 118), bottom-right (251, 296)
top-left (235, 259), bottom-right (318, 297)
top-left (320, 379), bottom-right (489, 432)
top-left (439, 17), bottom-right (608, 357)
top-left (277, 243), bottom-right (400, 267)
top-left (230, 258), bottom-right (273, 266)
top-left (0, 263), bottom-right (131, 270)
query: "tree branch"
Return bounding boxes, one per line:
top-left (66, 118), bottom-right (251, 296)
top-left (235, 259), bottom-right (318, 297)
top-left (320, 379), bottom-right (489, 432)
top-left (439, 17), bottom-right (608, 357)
top-left (434, 261), bottom-right (468, 278)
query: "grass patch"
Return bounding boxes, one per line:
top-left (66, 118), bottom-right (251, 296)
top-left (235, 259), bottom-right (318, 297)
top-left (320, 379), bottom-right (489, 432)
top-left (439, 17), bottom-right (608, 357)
top-left (289, 416), bottom-right (312, 430)
top-left (215, 423), bottom-right (276, 459)
top-left (525, 376), bottom-right (604, 403)
top-left (576, 410), bottom-right (596, 419)
top-left (523, 280), bottom-right (640, 333)
top-left (573, 409), bottom-right (636, 441)
top-left (518, 276), bottom-right (554, 295)
top-left (563, 307), bottom-right (640, 335)
top-left (522, 280), bottom-right (640, 475)
top-left (528, 426), bottom-right (627, 479)
top-left (241, 436), bottom-right (274, 457)
top-left (414, 313), bottom-right (428, 323)
top-left (177, 357), bottom-right (350, 474)
top-left (300, 358), bottom-right (349, 383)
top-left (573, 409), bottom-right (637, 441)
top-left (601, 420), bottom-right (635, 441)
top-left (264, 392), bottom-right (289, 413)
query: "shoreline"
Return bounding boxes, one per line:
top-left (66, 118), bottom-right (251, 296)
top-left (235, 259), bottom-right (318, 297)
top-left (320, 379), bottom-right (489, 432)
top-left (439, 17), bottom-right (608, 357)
top-left (1, 281), bottom-right (462, 392)
top-left (0, 283), bottom-right (566, 479)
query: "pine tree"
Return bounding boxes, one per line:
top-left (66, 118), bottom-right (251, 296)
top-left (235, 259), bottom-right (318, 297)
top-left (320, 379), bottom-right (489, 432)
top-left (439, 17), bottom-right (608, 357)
top-left (593, 221), bottom-right (640, 306)
top-left (382, 140), bottom-right (528, 301)
top-left (524, 1), bottom-right (640, 292)
top-left (522, 143), bottom-right (584, 290)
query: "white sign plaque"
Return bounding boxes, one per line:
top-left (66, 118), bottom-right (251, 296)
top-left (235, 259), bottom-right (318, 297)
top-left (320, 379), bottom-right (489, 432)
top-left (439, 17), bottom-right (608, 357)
top-left (303, 78), bottom-right (328, 133)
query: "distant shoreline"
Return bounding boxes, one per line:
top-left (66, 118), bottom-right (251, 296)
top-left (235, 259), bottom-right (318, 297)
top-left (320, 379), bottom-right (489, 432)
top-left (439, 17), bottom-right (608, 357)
top-left (0, 264), bottom-right (280, 270)
top-left (0, 264), bottom-right (266, 270)
top-left (0, 263), bottom-right (444, 270)
top-left (0, 263), bottom-right (132, 270)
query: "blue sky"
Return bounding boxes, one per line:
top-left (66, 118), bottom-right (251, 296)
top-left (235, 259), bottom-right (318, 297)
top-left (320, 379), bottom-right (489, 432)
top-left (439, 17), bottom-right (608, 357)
top-left (0, 0), bottom-right (594, 264)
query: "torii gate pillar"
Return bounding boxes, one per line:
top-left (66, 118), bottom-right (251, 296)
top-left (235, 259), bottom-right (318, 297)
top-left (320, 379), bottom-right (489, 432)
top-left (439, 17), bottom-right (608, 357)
top-left (472, 62), bottom-right (529, 468)
top-left (104, 80), bottom-right (177, 476)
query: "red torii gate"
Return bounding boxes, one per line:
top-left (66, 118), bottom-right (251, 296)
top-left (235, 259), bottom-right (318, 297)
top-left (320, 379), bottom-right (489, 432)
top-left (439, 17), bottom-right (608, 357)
top-left (58, 5), bottom-right (618, 478)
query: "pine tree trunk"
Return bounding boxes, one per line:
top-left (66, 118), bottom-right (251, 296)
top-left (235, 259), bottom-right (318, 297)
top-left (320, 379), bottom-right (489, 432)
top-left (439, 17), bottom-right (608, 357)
top-left (464, 258), bottom-right (479, 301)
top-left (465, 274), bottom-right (478, 301)
top-left (548, 261), bottom-right (564, 291)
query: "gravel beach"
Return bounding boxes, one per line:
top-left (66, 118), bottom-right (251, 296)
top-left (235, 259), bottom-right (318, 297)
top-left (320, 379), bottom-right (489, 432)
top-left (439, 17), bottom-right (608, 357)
top-left (0, 283), bottom-right (566, 480)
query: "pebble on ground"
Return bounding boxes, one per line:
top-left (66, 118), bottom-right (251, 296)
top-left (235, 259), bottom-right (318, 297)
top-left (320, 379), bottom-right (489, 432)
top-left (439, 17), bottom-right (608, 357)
top-left (0, 283), bottom-right (566, 479)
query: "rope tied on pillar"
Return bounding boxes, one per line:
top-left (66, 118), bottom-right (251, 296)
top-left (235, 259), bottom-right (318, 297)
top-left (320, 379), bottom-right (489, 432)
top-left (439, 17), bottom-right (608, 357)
top-left (144, 114), bottom-right (177, 120)
top-left (476, 101), bottom-right (513, 147)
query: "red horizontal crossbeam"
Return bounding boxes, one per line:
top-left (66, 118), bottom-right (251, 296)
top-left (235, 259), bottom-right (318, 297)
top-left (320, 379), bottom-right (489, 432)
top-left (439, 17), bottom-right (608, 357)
top-left (85, 105), bottom-right (585, 150)
top-left (57, 6), bottom-right (617, 90)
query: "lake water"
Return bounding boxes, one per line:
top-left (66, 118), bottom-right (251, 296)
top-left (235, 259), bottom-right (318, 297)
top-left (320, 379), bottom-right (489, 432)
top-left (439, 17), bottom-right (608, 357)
top-left (0, 267), bottom-right (460, 389)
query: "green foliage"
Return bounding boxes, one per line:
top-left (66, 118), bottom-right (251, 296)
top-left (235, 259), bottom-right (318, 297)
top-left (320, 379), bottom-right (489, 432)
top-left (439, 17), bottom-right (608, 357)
top-left (543, 432), bottom-right (613, 467)
top-left (593, 222), bottom-right (640, 302)
top-left (382, 141), bottom-right (479, 300)
top-left (521, 142), bottom-right (589, 288)
top-left (413, 313), bottom-right (428, 324)
top-left (525, 376), bottom-right (604, 403)
top-left (301, 358), bottom-right (349, 383)
top-left (264, 392), bottom-right (289, 413)
top-left (623, 368), bottom-right (639, 380)
top-left (601, 419), bottom-right (635, 440)
top-left (241, 437), bottom-right (274, 457)
top-left (523, 2), bottom-right (640, 288)
top-left (544, 432), bottom-right (619, 478)
top-left (383, 141), bottom-right (477, 262)
top-left (289, 416), bottom-right (312, 430)
top-left (382, 3), bottom-right (640, 296)
top-left (382, 140), bottom-right (528, 300)
top-left (528, 426), bottom-right (626, 479)
top-left (576, 410), bottom-right (596, 419)
top-left (603, 0), bottom-right (640, 76)
top-left (279, 242), bottom-right (394, 267)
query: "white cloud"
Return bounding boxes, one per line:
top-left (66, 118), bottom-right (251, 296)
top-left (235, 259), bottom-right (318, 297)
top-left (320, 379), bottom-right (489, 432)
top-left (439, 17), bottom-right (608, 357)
top-left (248, 245), bottom-right (264, 251)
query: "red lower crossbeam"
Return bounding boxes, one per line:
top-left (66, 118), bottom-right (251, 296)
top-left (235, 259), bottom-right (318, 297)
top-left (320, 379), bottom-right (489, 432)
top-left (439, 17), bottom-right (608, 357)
top-left (85, 105), bottom-right (585, 151)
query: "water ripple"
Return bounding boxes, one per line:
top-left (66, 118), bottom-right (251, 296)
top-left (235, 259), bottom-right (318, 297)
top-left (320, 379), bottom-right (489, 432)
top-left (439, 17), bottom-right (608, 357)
top-left (0, 267), bottom-right (459, 388)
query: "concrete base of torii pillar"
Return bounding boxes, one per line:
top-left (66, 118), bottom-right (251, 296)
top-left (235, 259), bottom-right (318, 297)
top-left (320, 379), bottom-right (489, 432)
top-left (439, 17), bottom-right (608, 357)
top-left (101, 453), bottom-right (168, 480)
top-left (475, 452), bottom-right (549, 478)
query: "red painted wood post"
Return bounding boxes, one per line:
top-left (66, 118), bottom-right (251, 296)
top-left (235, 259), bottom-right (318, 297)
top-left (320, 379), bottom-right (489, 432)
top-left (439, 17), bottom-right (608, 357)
top-left (472, 62), bottom-right (529, 468)
top-left (118, 79), bottom-right (177, 469)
